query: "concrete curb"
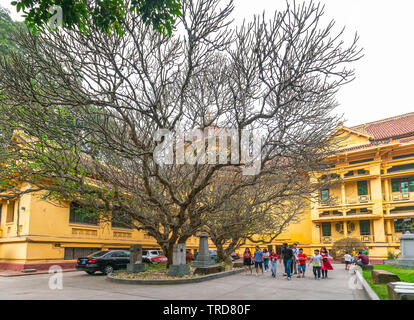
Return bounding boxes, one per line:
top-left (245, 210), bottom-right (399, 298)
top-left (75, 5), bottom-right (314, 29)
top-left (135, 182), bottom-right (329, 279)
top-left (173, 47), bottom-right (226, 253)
top-left (107, 268), bottom-right (244, 285)
top-left (355, 268), bottom-right (380, 300)
top-left (0, 269), bottom-right (78, 277)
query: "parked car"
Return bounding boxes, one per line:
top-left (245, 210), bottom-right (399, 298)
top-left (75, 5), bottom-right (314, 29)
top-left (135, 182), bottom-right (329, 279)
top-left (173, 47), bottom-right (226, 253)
top-left (76, 250), bottom-right (130, 275)
top-left (186, 250), bottom-right (194, 262)
top-left (209, 250), bottom-right (217, 258)
top-left (230, 252), bottom-right (240, 261)
top-left (142, 249), bottom-right (168, 264)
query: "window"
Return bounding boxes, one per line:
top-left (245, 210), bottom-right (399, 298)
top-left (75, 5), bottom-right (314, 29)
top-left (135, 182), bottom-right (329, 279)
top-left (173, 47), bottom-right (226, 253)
top-left (359, 220), bottom-right (370, 236)
top-left (322, 222), bottom-right (331, 236)
top-left (321, 189), bottom-right (329, 200)
top-left (344, 171), bottom-right (354, 177)
top-left (69, 202), bottom-right (98, 225)
top-left (392, 181), bottom-right (400, 192)
top-left (63, 247), bottom-right (100, 260)
top-left (391, 177), bottom-right (414, 193)
top-left (360, 208), bottom-right (368, 213)
top-left (111, 210), bottom-right (133, 229)
top-left (357, 169), bottom-right (367, 175)
top-left (388, 163), bottom-right (414, 173)
top-left (394, 219), bottom-right (404, 233)
top-left (357, 181), bottom-right (368, 196)
top-left (6, 201), bottom-right (15, 223)
top-left (393, 153), bottom-right (414, 160)
top-left (349, 158), bottom-right (374, 165)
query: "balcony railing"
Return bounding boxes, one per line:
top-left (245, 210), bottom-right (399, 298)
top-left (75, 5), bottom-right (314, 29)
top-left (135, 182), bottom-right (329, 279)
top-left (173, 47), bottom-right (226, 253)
top-left (319, 197), bottom-right (341, 207)
top-left (320, 235), bottom-right (375, 244)
top-left (391, 235), bottom-right (401, 243)
top-left (389, 192), bottom-right (414, 202)
top-left (346, 194), bottom-right (371, 204)
top-left (358, 235), bottom-right (375, 243)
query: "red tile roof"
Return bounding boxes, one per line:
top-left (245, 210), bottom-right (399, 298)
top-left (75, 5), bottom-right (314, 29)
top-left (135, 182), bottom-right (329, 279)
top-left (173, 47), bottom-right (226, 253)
top-left (351, 112), bottom-right (414, 141)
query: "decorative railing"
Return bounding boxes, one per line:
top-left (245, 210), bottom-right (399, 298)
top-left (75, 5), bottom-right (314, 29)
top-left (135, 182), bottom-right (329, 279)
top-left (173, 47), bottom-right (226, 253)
top-left (389, 192), bottom-right (414, 202)
top-left (391, 235), bottom-right (401, 243)
top-left (319, 197), bottom-right (341, 207)
top-left (321, 236), bottom-right (333, 244)
top-left (346, 194), bottom-right (371, 204)
top-left (358, 235), bottom-right (375, 243)
top-left (320, 235), bottom-right (374, 244)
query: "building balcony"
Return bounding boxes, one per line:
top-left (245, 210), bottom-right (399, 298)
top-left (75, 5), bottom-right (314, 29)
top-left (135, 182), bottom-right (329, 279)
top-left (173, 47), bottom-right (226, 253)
top-left (391, 235), bottom-right (401, 243)
top-left (388, 192), bottom-right (414, 202)
top-left (320, 235), bottom-right (375, 244)
top-left (319, 197), bottom-right (341, 207)
top-left (346, 194), bottom-right (371, 204)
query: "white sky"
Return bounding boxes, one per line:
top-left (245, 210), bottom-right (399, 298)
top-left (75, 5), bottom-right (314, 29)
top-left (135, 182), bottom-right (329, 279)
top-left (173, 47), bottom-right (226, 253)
top-left (2, 0), bottom-right (414, 127)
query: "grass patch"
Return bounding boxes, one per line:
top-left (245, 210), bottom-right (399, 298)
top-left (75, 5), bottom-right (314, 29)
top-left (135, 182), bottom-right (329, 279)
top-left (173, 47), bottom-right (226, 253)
top-left (361, 265), bottom-right (414, 300)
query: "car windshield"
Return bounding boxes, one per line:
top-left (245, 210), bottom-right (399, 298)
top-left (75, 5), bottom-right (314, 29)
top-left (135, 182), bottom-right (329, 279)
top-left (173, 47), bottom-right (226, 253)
top-left (150, 251), bottom-right (159, 255)
top-left (88, 251), bottom-right (109, 257)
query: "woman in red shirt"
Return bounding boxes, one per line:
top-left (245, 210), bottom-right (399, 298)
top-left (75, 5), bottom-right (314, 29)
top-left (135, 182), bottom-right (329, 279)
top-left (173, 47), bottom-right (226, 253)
top-left (243, 248), bottom-right (253, 275)
top-left (269, 249), bottom-right (278, 278)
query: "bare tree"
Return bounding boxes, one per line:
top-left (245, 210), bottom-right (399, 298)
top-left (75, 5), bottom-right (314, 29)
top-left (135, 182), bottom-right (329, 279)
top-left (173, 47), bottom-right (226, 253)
top-left (0, 0), bottom-right (361, 264)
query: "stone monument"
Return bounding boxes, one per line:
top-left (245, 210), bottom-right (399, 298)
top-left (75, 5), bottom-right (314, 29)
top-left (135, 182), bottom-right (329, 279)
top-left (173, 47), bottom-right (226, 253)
top-left (192, 233), bottom-right (215, 268)
top-left (126, 244), bottom-right (147, 273)
top-left (192, 233), bottom-right (224, 275)
top-left (168, 243), bottom-right (190, 276)
top-left (397, 231), bottom-right (414, 268)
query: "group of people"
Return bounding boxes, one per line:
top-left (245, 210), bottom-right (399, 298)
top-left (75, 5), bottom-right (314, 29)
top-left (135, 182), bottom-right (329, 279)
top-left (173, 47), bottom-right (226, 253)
top-left (344, 247), bottom-right (370, 270)
top-left (242, 243), bottom-right (333, 280)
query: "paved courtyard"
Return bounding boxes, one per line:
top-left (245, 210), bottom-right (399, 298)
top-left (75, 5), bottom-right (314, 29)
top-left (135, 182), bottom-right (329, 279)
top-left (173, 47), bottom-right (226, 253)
top-left (0, 264), bottom-right (368, 300)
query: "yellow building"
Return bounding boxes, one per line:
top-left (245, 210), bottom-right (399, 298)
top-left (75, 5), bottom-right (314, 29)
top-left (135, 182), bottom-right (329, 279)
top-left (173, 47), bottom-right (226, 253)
top-left (1, 112), bottom-right (413, 270)
top-left (309, 112), bottom-right (414, 262)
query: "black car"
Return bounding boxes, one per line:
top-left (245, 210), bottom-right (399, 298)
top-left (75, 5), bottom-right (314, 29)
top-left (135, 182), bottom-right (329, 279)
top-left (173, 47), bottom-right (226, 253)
top-left (76, 250), bottom-right (130, 275)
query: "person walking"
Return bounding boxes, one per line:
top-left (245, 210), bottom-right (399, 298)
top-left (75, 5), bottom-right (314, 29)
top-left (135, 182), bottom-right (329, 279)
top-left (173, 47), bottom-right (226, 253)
top-left (269, 249), bottom-right (278, 278)
top-left (320, 247), bottom-right (333, 279)
top-left (253, 246), bottom-right (264, 276)
top-left (243, 248), bottom-right (253, 275)
top-left (309, 249), bottom-right (323, 280)
top-left (291, 243), bottom-right (298, 275)
top-left (297, 248), bottom-right (307, 278)
top-left (344, 251), bottom-right (352, 270)
top-left (263, 249), bottom-right (270, 272)
top-left (281, 243), bottom-right (294, 280)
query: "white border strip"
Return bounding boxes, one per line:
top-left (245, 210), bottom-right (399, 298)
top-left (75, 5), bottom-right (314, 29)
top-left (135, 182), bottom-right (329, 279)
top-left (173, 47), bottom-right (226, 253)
top-left (355, 268), bottom-right (381, 300)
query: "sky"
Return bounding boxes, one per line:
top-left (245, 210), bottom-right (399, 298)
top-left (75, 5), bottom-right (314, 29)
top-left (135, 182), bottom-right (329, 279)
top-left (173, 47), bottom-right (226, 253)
top-left (1, 0), bottom-right (414, 127)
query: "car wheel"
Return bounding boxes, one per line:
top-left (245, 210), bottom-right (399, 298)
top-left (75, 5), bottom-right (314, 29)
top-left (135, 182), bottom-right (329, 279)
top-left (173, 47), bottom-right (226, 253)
top-left (103, 265), bottom-right (114, 275)
top-left (86, 271), bottom-right (95, 275)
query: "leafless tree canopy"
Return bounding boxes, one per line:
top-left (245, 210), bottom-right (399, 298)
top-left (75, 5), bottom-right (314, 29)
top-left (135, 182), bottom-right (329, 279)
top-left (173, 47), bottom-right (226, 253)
top-left (0, 0), bottom-right (362, 262)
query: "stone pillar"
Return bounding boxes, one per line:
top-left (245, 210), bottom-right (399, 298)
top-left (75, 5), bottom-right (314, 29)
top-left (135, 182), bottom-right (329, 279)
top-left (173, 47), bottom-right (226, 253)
top-left (397, 232), bottom-right (414, 268)
top-left (168, 243), bottom-right (190, 276)
top-left (192, 233), bottom-right (215, 268)
top-left (384, 179), bottom-right (389, 202)
top-left (341, 182), bottom-right (346, 205)
top-left (127, 244), bottom-right (146, 273)
top-left (343, 221), bottom-right (348, 237)
top-left (385, 219), bottom-right (392, 243)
